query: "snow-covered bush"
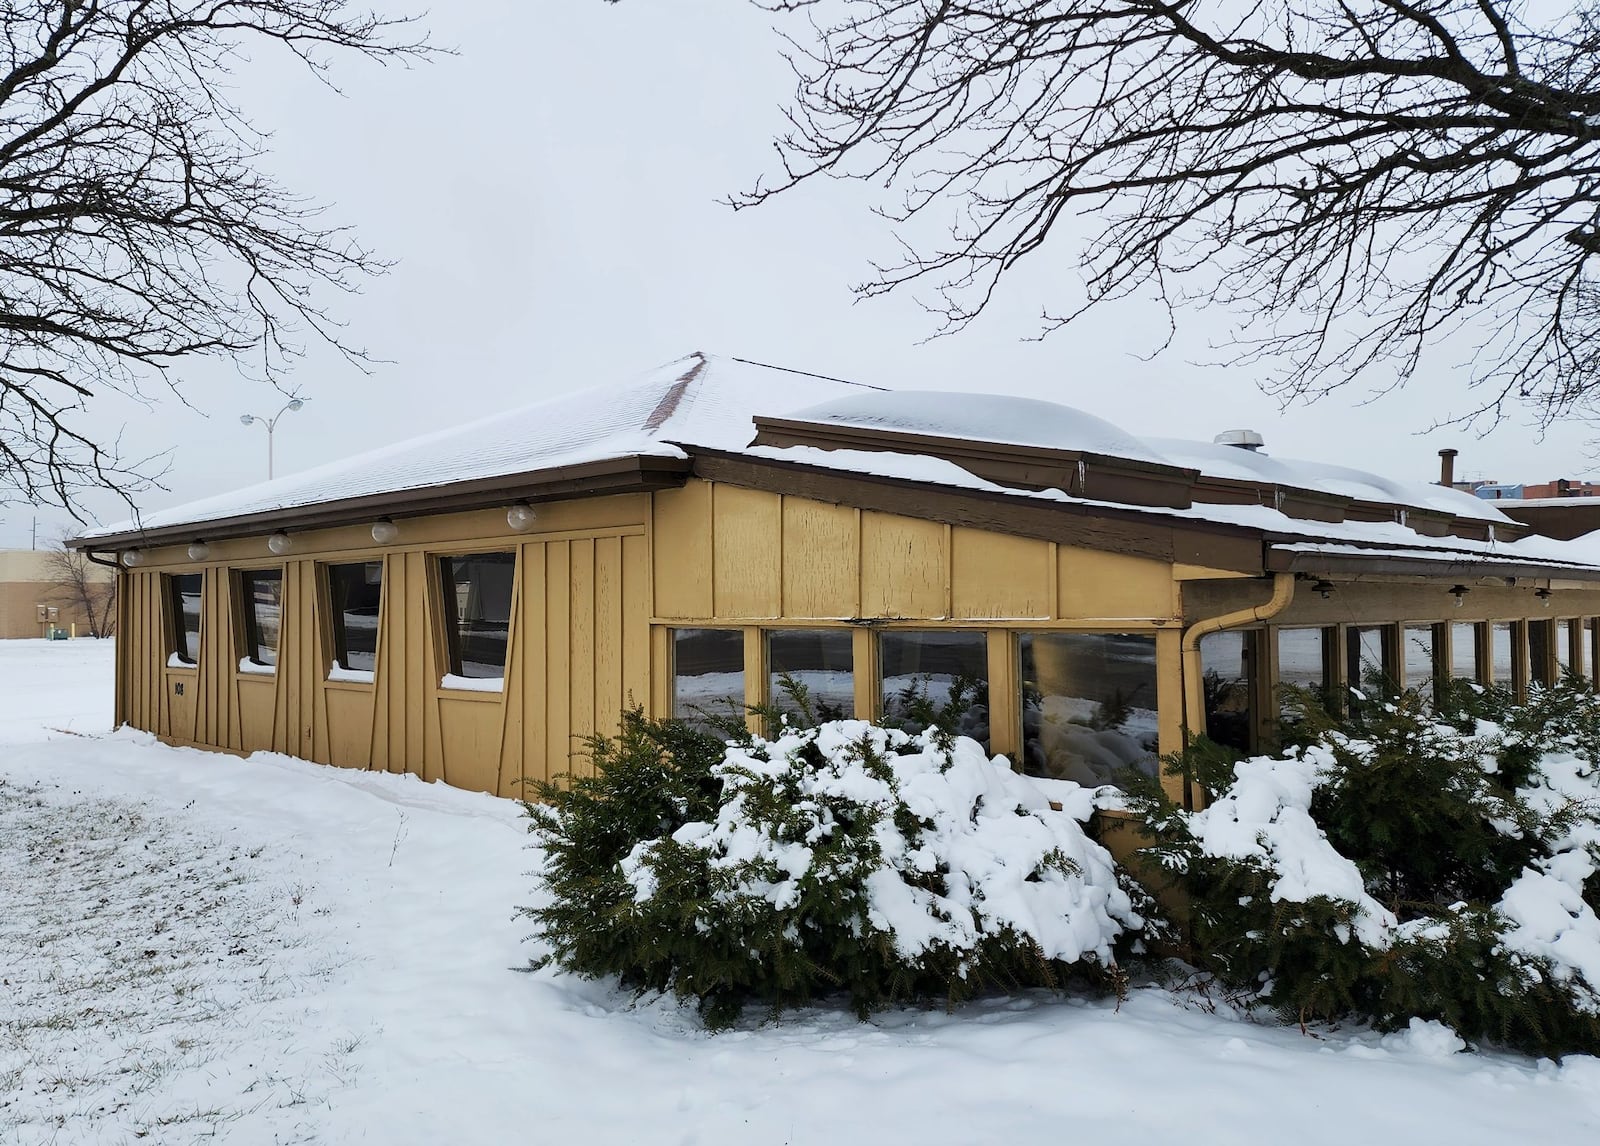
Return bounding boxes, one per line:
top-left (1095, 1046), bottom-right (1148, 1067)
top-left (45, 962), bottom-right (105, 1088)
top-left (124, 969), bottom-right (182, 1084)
top-left (524, 710), bottom-right (1153, 1027)
top-left (1129, 687), bottom-right (1600, 1056)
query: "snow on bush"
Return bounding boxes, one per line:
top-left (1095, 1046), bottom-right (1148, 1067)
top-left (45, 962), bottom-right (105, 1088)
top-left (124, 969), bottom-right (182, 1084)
top-left (1130, 685), bottom-right (1600, 1056)
top-left (525, 712), bottom-right (1151, 1027)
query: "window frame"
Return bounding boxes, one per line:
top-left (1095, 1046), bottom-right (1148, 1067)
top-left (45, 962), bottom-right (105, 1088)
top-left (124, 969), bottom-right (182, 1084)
top-left (236, 566), bottom-right (285, 671)
top-left (165, 572), bottom-right (203, 667)
top-left (436, 550), bottom-right (517, 686)
top-left (669, 625), bottom-right (748, 731)
top-left (324, 559), bottom-right (384, 681)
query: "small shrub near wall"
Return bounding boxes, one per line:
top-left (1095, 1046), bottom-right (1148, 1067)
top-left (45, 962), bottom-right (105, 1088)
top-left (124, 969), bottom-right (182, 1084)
top-left (1127, 680), bottom-right (1600, 1058)
top-left (522, 709), bottom-right (1154, 1028)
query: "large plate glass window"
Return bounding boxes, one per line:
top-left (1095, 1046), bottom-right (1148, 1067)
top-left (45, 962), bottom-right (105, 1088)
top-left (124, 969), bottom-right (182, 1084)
top-left (1403, 625), bottom-right (1437, 692)
top-left (1450, 622), bottom-right (1481, 681)
top-left (439, 552), bottom-right (515, 679)
top-left (672, 628), bottom-right (745, 731)
top-left (880, 630), bottom-right (989, 748)
top-left (239, 569), bottom-right (284, 668)
top-left (1020, 632), bottom-right (1157, 788)
top-left (328, 561), bottom-right (383, 677)
top-left (767, 629), bottom-right (853, 723)
top-left (166, 573), bottom-right (202, 665)
top-left (1490, 621), bottom-right (1516, 685)
top-left (1276, 627), bottom-right (1326, 725)
top-left (1199, 630), bottom-right (1251, 753)
top-left (1562, 620), bottom-right (1584, 680)
top-left (1530, 619), bottom-right (1556, 687)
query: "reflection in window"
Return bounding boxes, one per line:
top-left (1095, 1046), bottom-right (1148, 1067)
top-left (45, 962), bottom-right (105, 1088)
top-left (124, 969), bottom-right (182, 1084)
top-left (239, 569), bottom-right (283, 668)
top-left (1451, 622), bottom-right (1480, 681)
top-left (167, 573), bottom-right (202, 665)
top-left (440, 552), bottom-right (515, 679)
top-left (767, 629), bottom-right (853, 723)
top-left (1200, 630), bottom-right (1250, 754)
top-left (1490, 621), bottom-right (1515, 685)
top-left (1588, 619), bottom-right (1598, 687)
top-left (1561, 621), bottom-right (1582, 679)
top-left (1020, 632), bottom-right (1157, 788)
top-left (880, 630), bottom-right (989, 748)
top-left (673, 628), bottom-right (745, 730)
top-left (1277, 628), bottom-right (1326, 719)
top-left (1404, 625), bottom-right (1436, 691)
top-left (328, 561), bottom-right (383, 675)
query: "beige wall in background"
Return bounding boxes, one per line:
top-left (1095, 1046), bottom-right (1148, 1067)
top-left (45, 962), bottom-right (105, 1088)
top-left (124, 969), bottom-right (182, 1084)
top-left (0, 550), bottom-right (114, 639)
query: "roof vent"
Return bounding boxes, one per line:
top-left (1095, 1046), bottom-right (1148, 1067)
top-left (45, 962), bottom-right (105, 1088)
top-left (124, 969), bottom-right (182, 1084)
top-left (1213, 429), bottom-right (1265, 452)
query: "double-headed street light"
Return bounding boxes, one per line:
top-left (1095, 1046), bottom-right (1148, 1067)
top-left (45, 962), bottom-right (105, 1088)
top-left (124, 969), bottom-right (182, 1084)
top-left (239, 397), bottom-right (305, 480)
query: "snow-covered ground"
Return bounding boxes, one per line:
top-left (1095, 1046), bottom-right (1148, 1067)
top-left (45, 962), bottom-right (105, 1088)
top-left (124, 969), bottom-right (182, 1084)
top-left (3, 639), bottom-right (1600, 1144)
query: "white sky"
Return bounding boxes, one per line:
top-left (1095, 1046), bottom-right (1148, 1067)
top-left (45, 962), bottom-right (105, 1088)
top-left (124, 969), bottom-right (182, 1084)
top-left (3, 0), bottom-right (1593, 549)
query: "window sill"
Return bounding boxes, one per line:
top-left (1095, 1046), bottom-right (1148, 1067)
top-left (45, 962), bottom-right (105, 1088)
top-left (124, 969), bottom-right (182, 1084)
top-left (437, 673), bottom-right (505, 699)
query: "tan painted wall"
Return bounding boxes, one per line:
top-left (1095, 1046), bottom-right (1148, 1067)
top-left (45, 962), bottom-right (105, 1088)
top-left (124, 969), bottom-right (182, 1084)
top-left (116, 495), bottom-right (651, 798)
top-left (0, 550), bottom-right (114, 639)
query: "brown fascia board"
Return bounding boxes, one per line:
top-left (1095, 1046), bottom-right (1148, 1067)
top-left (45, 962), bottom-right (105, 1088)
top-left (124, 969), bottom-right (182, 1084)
top-left (1264, 544), bottom-right (1600, 584)
top-left (689, 448), bottom-right (1267, 574)
top-left (751, 416), bottom-right (1200, 509)
top-left (69, 454), bottom-right (693, 552)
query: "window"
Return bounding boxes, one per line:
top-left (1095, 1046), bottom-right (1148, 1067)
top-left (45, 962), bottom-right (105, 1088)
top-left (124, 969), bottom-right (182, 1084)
top-left (1530, 619), bottom-right (1556, 687)
top-left (238, 569), bottom-right (283, 669)
top-left (1403, 624), bottom-right (1437, 691)
top-left (439, 552), bottom-right (515, 680)
top-left (767, 629), bottom-right (853, 723)
top-left (1450, 622), bottom-right (1481, 681)
top-left (1490, 621), bottom-right (1516, 685)
top-left (673, 628), bottom-right (745, 729)
top-left (328, 561), bottom-right (383, 678)
top-left (1200, 630), bottom-right (1252, 753)
top-left (166, 573), bottom-right (202, 665)
top-left (1560, 620), bottom-right (1582, 681)
top-left (880, 630), bottom-right (989, 747)
top-left (1346, 626), bottom-right (1391, 694)
top-left (1020, 632), bottom-right (1157, 787)
top-left (1277, 627), bottom-right (1327, 720)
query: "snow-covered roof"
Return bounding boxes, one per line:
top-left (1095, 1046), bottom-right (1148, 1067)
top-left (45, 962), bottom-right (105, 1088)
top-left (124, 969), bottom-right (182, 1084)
top-left (80, 354), bottom-right (870, 541)
top-left (786, 390), bottom-right (1168, 465)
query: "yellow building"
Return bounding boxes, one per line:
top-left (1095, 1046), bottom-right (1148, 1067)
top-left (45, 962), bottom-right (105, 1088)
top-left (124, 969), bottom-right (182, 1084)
top-left (0, 548), bottom-right (115, 639)
top-left (71, 353), bottom-right (1600, 808)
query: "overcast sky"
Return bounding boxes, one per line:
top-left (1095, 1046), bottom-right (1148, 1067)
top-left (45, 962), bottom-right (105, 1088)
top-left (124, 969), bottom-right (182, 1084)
top-left (3, 1), bottom-right (1592, 549)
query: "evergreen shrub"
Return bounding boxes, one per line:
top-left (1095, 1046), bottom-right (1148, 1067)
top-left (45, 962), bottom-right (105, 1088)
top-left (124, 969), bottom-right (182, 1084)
top-left (523, 705), bottom-right (1153, 1027)
top-left (1127, 683), bottom-right (1600, 1056)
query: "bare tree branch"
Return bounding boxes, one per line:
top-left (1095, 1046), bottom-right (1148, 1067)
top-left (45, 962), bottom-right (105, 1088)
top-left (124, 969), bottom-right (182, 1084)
top-left (742, 1), bottom-right (1600, 428)
top-left (0, 1), bottom-right (432, 519)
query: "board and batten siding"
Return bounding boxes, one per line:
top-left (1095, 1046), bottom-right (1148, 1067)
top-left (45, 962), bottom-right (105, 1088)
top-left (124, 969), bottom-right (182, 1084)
top-left (115, 496), bottom-right (652, 799)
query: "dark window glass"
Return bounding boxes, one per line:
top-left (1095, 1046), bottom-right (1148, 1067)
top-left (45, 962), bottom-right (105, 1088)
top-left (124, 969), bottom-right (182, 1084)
top-left (1561, 620), bottom-right (1582, 678)
top-left (1451, 622), bottom-right (1480, 681)
top-left (239, 569), bottom-right (283, 667)
top-left (1531, 619), bottom-right (1556, 687)
top-left (1491, 621), bottom-right (1516, 684)
top-left (673, 628), bottom-right (745, 730)
top-left (440, 553), bottom-right (515, 679)
top-left (1404, 625), bottom-right (1436, 691)
top-left (167, 573), bottom-right (202, 665)
top-left (328, 561), bottom-right (383, 674)
top-left (1277, 628), bottom-right (1326, 720)
top-left (767, 629), bottom-right (853, 722)
top-left (1200, 630), bottom-right (1252, 753)
top-left (1021, 632), bottom-right (1157, 788)
top-left (880, 630), bottom-right (989, 747)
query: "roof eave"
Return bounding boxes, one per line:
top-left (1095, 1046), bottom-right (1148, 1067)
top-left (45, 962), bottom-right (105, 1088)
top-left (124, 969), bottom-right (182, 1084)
top-left (70, 454), bottom-right (692, 552)
top-left (1265, 546), bottom-right (1600, 584)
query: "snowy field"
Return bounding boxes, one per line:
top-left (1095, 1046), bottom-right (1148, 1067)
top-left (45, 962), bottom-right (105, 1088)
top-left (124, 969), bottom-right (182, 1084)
top-left (2, 640), bottom-right (1600, 1144)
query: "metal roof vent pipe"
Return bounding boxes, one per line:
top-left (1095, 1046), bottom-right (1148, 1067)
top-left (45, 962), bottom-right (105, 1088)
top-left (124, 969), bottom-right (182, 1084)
top-left (1214, 429), bottom-right (1265, 452)
top-left (1439, 448), bottom-right (1459, 487)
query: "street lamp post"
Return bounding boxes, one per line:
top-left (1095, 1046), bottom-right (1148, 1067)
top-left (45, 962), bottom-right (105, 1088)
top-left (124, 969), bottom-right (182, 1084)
top-left (239, 398), bottom-right (305, 480)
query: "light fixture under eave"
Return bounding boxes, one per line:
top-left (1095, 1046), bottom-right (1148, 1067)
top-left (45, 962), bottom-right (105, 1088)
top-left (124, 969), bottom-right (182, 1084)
top-left (121, 549), bottom-right (144, 568)
top-left (187, 540), bottom-right (211, 561)
top-left (506, 503), bottom-right (537, 532)
top-left (1450, 584), bottom-right (1470, 608)
top-left (370, 518), bottom-right (399, 545)
top-left (267, 531), bottom-right (293, 555)
top-left (1311, 579), bottom-right (1335, 600)
top-left (1536, 587), bottom-right (1553, 608)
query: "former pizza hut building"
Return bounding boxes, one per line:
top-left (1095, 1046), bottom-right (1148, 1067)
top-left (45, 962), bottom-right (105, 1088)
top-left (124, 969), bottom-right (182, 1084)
top-left (71, 353), bottom-right (1600, 806)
